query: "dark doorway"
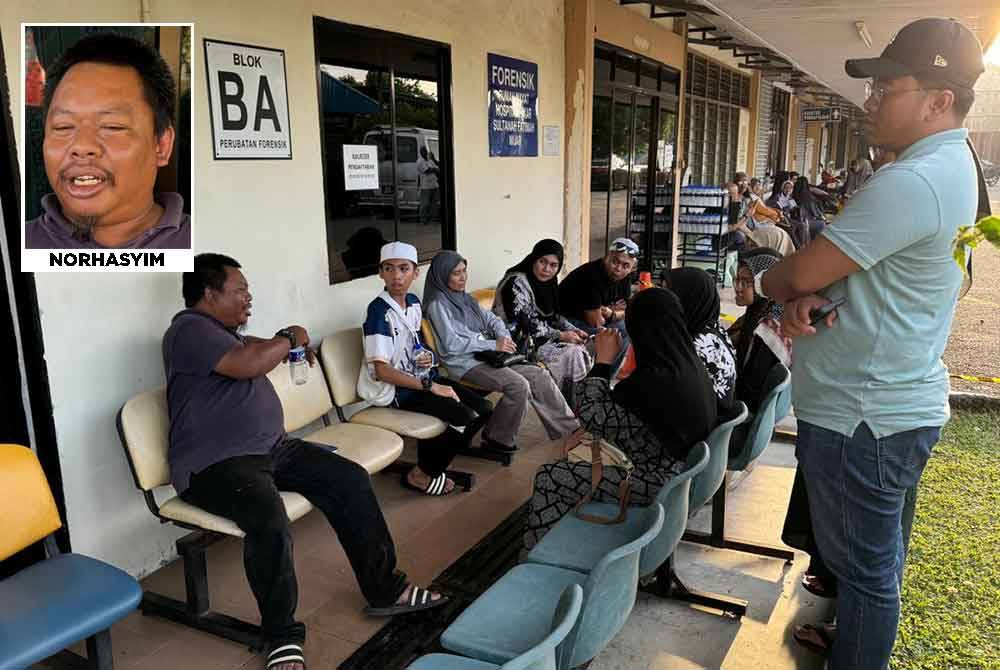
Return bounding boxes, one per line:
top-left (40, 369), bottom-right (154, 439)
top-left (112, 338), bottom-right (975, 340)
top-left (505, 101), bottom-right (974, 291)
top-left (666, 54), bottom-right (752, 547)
top-left (0, 24), bottom-right (66, 578)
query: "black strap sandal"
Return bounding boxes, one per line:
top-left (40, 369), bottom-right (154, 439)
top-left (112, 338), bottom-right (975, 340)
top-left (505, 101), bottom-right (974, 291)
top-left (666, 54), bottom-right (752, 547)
top-left (401, 471), bottom-right (456, 496)
top-left (364, 584), bottom-right (450, 617)
top-left (793, 622), bottom-right (835, 657)
top-left (267, 643), bottom-right (306, 670)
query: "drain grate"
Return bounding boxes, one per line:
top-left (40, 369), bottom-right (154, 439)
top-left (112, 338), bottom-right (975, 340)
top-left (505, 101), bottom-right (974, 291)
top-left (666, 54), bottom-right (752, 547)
top-left (339, 502), bottom-right (529, 670)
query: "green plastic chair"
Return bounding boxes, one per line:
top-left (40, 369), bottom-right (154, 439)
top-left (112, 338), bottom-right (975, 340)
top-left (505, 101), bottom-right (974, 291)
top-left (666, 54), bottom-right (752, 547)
top-left (525, 441), bottom-right (710, 579)
top-left (440, 505), bottom-right (664, 670)
top-left (407, 584), bottom-right (581, 670)
top-left (685, 364), bottom-right (795, 568)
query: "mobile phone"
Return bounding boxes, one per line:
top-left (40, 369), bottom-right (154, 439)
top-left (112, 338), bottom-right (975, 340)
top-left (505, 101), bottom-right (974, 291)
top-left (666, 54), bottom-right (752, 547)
top-left (809, 297), bottom-right (846, 326)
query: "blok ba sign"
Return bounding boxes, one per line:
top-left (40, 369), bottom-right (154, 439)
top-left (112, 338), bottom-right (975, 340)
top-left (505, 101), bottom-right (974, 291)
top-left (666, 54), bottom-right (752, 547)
top-left (205, 39), bottom-right (292, 159)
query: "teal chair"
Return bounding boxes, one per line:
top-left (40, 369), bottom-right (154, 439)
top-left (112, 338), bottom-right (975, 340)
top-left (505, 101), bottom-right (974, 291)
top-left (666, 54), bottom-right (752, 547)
top-left (440, 505), bottom-right (665, 670)
top-left (406, 584), bottom-right (582, 670)
top-left (684, 365), bottom-right (795, 563)
top-left (525, 442), bottom-right (709, 579)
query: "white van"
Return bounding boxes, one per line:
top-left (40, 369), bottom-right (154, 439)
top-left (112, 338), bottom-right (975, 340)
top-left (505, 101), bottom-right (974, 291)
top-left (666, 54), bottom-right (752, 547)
top-left (359, 126), bottom-right (440, 211)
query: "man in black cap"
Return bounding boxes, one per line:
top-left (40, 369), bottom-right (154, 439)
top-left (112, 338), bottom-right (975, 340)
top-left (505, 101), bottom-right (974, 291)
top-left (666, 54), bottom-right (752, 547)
top-left (753, 17), bottom-right (985, 670)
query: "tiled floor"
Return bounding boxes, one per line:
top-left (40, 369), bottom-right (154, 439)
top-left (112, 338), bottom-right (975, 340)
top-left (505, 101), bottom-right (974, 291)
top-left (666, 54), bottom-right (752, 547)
top-left (36, 295), bottom-right (832, 670)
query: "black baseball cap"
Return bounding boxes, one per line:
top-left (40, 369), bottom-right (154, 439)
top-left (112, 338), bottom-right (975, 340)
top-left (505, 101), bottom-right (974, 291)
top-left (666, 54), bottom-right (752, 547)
top-left (845, 17), bottom-right (985, 89)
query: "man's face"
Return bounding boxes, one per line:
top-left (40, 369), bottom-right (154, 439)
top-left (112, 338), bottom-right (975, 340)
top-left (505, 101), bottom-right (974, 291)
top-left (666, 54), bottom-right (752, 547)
top-left (43, 62), bottom-right (174, 226)
top-left (379, 260), bottom-right (418, 295)
top-left (207, 267), bottom-right (252, 328)
top-left (603, 251), bottom-right (636, 283)
top-left (727, 184), bottom-right (740, 201)
top-left (862, 76), bottom-right (944, 153)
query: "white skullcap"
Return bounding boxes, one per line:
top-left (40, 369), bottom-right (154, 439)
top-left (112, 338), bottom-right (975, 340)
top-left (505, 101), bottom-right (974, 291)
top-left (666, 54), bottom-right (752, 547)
top-left (380, 242), bottom-right (418, 265)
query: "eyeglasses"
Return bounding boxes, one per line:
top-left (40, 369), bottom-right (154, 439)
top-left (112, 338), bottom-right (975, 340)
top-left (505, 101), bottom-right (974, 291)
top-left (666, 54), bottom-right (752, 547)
top-left (864, 80), bottom-right (939, 104)
top-left (609, 241), bottom-right (640, 258)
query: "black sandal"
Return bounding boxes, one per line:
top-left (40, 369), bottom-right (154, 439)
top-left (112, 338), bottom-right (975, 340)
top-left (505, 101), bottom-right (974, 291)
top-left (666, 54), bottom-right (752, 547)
top-left (267, 643), bottom-right (305, 669)
top-left (802, 572), bottom-right (838, 599)
top-left (793, 622), bottom-right (835, 656)
top-left (401, 471), bottom-right (456, 496)
top-left (364, 584), bottom-right (449, 617)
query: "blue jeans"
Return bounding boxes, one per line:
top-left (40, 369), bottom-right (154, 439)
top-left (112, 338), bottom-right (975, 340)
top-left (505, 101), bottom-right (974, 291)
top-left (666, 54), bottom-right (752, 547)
top-left (568, 317), bottom-right (630, 371)
top-left (796, 421), bottom-right (940, 670)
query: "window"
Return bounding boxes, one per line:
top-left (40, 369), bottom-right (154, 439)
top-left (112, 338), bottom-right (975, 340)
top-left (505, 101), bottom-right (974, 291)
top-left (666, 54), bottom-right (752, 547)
top-left (314, 17), bottom-right (454, 283)
top-left (683, 53), bottom-right (751, 185)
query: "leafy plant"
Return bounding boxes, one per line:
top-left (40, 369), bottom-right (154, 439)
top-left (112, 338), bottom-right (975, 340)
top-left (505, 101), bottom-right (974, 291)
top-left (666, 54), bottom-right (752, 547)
top-left (954, 215), bottom-right (1000, 274)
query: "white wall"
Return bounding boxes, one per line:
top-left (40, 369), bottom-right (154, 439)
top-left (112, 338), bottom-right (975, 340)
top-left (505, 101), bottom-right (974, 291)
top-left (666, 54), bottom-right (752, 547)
top-left (2, 0), bottom-right (565, 577)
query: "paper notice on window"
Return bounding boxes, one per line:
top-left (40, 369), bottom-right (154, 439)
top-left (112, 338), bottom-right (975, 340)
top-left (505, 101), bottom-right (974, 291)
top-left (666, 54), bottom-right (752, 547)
top-left (343, 144), bottom-right (380, 191)
top-left (543, 125), bottom-right (560, 156)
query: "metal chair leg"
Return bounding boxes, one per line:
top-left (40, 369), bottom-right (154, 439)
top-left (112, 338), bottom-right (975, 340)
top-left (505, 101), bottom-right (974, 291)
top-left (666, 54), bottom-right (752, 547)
top-left (139, 531), bottom-right (264, 650)
top-left (683, 474), bottom-right (796, 563)
top-left (640, 554), bottom-right (748, 620)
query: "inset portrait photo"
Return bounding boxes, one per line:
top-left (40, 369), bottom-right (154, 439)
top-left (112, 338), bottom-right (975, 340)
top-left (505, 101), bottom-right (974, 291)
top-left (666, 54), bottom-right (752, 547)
top-left (21, 24), bottom-right (193, 272)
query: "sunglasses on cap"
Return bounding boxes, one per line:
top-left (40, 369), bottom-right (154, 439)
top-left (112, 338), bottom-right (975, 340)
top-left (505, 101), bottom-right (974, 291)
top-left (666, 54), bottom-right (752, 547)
top-left (609, 240), bottom-right (640, 258)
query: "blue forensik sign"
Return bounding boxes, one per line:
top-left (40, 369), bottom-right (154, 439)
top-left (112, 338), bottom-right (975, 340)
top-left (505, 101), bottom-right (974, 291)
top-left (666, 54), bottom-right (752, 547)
top-left (487, 53), bottom-right (538, 157)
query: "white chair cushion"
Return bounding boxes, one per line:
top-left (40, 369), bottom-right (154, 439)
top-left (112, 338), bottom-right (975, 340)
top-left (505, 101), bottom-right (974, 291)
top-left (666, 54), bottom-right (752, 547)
top-left (350, 407), bottom-right (446, 440)
top-left (119, 388), bottom-right (171, 490)
top-left (267, 363), bottom-right (334, 433)
top-left (319, 330), bottom-right (366, 408)
top-left (158, 492), bottom-right (313, 538)
top-left (304, 423), bottom-right (403, 474)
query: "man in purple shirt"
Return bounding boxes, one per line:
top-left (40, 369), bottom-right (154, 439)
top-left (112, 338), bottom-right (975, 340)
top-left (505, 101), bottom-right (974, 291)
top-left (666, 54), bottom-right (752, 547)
top-left (25, 33), bottom-right (190, 249)
top-left (163, 253), bottom-right (445, 670)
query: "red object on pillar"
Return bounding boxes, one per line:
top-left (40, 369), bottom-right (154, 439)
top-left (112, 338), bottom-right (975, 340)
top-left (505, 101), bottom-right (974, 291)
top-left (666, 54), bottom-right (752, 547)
top-left (25, 28), bottom-right (46, 108)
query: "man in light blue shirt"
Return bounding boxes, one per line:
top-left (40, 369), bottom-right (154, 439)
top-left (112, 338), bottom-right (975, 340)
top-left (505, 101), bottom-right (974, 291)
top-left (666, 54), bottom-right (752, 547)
top-left (758, 18), bottom-right (986, 670)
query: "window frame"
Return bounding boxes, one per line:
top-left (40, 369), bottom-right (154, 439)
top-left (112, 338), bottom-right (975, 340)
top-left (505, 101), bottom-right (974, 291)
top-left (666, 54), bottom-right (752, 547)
top-left (313, 16), bottom-right (456, 284)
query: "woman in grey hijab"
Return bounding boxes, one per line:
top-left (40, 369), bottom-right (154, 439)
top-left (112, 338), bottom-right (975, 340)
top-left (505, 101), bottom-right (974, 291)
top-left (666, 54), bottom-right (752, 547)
top-left (425, 251), bottom-right (579, 453)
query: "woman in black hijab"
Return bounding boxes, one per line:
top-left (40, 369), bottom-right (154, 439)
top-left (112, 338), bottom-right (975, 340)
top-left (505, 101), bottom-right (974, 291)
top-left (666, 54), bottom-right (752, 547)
top-left (492, 239), bottom-right (592, 389)
top-left (525, 288), bottom-right (717, 549)
top-left (662, 267), bottom-right (739, 420)
top-left (791, 176), bottom-right (827, 242)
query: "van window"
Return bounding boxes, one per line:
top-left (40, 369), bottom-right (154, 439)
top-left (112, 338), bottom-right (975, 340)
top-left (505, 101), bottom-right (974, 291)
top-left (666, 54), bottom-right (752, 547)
top-left (397, 136), bottom-right (418, 163)
top-left (427, 139), bottom-right (439, 159)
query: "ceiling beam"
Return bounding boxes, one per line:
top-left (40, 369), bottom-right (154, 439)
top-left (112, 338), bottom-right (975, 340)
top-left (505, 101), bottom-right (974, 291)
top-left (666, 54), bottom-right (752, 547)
top-left (646, 0), bottom-right (718, 15)
top-left (651, 9), bottom-right (687, 17)
top-left (688, 26), bottom-right (716, 33)
top-left (733, 51), bottom-right (762, 58)
top-left (738, 64), bottom-right (795, 71)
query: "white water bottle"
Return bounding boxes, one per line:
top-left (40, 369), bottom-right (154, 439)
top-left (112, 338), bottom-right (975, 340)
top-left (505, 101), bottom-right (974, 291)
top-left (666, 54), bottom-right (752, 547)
top-left (289, 346), bottom-right (308, 385)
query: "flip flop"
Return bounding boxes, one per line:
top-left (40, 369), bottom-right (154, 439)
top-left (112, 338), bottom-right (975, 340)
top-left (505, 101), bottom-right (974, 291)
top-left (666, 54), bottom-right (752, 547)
top-left (401, 471), bottom-right (457, 496)
top-left (802, 572), bottom-right (838, 599)
top-left (364, 585), bottom-right (450, 617)
top-left (793, 622), bottom-right (835, 656)
top-left (267, 643), bottom-right (306, 670)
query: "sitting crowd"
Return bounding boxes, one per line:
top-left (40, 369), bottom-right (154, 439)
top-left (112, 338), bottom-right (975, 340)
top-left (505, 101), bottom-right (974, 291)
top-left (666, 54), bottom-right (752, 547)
top-left (162, 235), bottom-right (794, 670)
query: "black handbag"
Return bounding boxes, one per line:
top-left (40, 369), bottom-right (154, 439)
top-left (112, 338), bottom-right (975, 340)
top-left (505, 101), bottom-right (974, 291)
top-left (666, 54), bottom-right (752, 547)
top-left (474, 350), bottom-right (527, 368)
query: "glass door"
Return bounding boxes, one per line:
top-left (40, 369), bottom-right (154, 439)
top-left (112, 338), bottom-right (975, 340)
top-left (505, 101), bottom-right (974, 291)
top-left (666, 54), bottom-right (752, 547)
top-left (589, 44), bottom-right (679, 271)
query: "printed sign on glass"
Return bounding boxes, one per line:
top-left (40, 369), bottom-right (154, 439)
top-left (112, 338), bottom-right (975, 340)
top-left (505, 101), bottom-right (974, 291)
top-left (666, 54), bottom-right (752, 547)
top-left (205, 39), bottom-right (292, 159)
top-left (487, 53), bottom-right (538, 157)
top-left (342, 144), bottom-right (380, 191)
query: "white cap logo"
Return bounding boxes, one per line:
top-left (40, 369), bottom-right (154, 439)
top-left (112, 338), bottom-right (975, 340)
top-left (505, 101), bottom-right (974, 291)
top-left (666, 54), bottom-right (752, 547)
top-left (933, 54), bottom-right (948, 67)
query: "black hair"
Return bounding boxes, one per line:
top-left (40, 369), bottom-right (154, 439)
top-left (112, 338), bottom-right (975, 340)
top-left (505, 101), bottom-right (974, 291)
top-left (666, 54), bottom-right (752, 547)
top-left (183, 253), bottom-right (241, 307)
top-left (43, 32), bottom-right (177, 138)
top-left (915, 74), bottom-right (975, 118)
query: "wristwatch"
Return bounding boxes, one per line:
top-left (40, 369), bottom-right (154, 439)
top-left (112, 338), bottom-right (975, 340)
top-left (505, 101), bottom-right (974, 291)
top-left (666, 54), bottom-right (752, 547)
top-left (420, 375), bottom-right (433, 390)
top-left (275, 328), bottom-right (296, 348)
top-left (753, 272), bottom-right (769, 300)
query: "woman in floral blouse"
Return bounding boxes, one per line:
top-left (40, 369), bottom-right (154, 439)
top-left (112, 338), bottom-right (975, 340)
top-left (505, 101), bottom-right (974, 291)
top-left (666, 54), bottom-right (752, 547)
top-left (492, 239), bottom-right (592, 391)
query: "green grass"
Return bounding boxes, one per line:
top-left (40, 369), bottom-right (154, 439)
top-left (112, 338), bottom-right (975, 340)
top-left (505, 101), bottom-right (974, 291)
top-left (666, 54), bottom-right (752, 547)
top-left (891, 408), bottom-right (1000, 670)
